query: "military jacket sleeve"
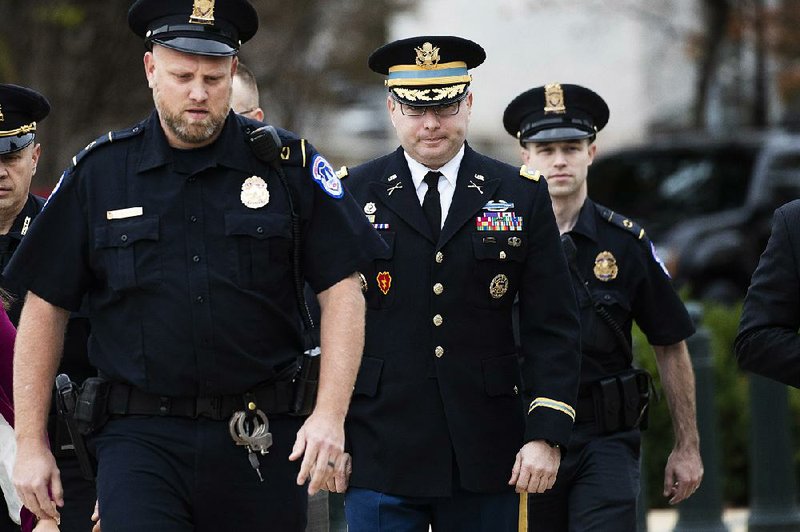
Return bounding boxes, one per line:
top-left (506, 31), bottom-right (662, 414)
top-left (735, 200), bottom-right (800, 387)
top-left (517, 174), bottom-right (582, 445)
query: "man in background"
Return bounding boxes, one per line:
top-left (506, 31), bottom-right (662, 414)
top-left (231, 62), bottom-right (264, 121)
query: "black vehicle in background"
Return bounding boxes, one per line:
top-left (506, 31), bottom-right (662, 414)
top-left (589, 130), bottom-right (800, 302)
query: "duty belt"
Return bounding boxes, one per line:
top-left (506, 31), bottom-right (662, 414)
top-left (106, 381), bottom-right (295, 421)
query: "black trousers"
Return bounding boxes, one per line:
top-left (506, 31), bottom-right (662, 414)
top-left (528, 423), bottom-right (641, 531)
top-left (56, 456), bottom-right (97, 532)
top-left (92, 415), bottom-right (307, 532)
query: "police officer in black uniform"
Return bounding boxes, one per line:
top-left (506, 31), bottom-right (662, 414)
top-left (0, 82), bottom-right (49, 532)
top-left (7, 1), bottom-right (385, 531)
top-left (504, 84), bottom-right (704, 530)
top-left (339, 37), bottom-right (581, 532)
top-left (0, 84), bottom-right (97, 532)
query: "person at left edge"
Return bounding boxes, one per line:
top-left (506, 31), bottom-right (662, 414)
top-left (337, 36), bottom-right (581, 531)
top-left (7, 1), bottom-right (386, 531)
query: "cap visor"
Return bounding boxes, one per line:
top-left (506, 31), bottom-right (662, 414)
top-left (153, 36), bottom-right (237, 57)
top-left (0, 134), bottom-right (34, 155)
top-left (521, 126), bottom-right (594, 143)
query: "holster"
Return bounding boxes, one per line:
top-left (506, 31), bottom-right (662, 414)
top-left (73, 377), bottom-right (111, 436)
top-left (591, 368), bottom-right (653, 434)
top-left (54, 374), bottom-right (98, 480)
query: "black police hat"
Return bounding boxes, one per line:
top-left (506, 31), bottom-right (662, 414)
top-left (503, 84), bottom-right (609, 144)
top-left (0, 84), bottom-right (50, 155)
top-left (128, 0), bottom-right (258, 57)
top-left (369, 36), bottom-right (485, 106)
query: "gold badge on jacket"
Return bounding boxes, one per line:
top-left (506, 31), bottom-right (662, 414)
top-left (489, 274), bottom-right (509, 299)
top-left (241, 176), bottom-right (269, 209)
top-left (593, 251), bottom-right (618, 282)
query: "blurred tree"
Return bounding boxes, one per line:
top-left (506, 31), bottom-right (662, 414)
top-left (0, 0), bottom-right (415, 191)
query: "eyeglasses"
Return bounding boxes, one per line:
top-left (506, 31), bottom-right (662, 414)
top-left (397, 100), bottom-right (461, 117)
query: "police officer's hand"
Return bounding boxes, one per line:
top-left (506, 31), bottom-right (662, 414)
top-left (508, 440), bottom-right (560, 494)
top-left (663, 444), bottom-right (703, 505)
top-left (13, 437), bottom-right (62, 523)
top-left (289, 411), bottom-right (345, 495)
top-left (324, 452), bottom-right (352, 493)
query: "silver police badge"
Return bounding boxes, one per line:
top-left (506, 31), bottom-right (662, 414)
top-left (241, 176), bottom-right (269, 209)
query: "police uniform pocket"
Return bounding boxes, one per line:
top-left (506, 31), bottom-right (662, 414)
top-left (224, 212), bottom-right (291, 291)
top-left (94, 216), bottom-right (161, 291)
top-left (366, 231), bottom-right (396, 310)
top-left (470, 233), bottom-right (526, 309)
top-left (587, 289), bottom-right (632, 356)
top-left (353, 356), bottom-right (384, 397)
top-left (482, 354), bottom-right (522, 398)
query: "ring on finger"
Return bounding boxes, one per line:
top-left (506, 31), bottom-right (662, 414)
top-left (327, 460), bottom-right (336, 468)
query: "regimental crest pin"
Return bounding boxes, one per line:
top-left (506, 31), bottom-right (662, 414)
top-left (241, 176), bottom-right (270, 209)
top-left (364, 202), bottom-right (377, 215)
top-left (594, 251), bottom-right (618, 282)
top-left (189, 0), bottom-right (215, 25)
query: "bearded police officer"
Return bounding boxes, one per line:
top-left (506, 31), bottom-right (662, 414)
top-left (8, 1), bottom-right (385, 530)
top-left (338, 37), bottom-right (581, 531)
top-left (503, 84), bottom-right (703, 530)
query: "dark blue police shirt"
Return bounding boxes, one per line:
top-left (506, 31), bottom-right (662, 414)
top-left (568, 199), bottom-right (694, 384)
top-left (0, 193), bottom-right (44, 325)
top-left (5, 111), bottom-right (385, 397)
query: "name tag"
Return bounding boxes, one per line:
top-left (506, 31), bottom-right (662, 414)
top-left (106, 207), bottom-right (143, 220)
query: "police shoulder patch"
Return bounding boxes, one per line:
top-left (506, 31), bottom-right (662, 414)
top-left (519, 165), bottom-right (541, 182)
top-left (595, 203), bottom-right (646, 240)
top-left (69, 123), bottom-right (145, 171)
top-left (310, 153), bottom-right (344, 198)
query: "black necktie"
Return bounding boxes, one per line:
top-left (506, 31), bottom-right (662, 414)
top-left (422, 171), bottom-right (442, 241)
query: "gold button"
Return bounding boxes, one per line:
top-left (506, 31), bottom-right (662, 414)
top-left (433, 314), bottom-right (443, 326)
top-left (248, 401), bottom-right (257, 411)
top-left (499, 251), bottom-right (507, 259)
top-left (433, 283), bottom-right (444, 295)
top-left (435, 252), bottom-right (444, 264)
top-left (435, 346), bottom-right (444, 358)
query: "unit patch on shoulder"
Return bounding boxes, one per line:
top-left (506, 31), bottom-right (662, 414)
top-left (650, 241), bottom-right (671, 278)
top-left (519, 165), bottom-right (541, 182)
top-left (311, 154), bottom-right (344, 198)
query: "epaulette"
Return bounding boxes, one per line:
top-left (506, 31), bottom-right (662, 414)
top-left (595, 203), bottom-right (646, 240)
top-left (519, 165), bottom-right (541, 182)
top-left (277, 137), bottom-right (309, 168)
top-left (69, 124), bottom-right (145, 170)
top-left (335, 166), bottom-right (349, 179)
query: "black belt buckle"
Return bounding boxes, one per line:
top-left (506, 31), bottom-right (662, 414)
top-left (195, 396), bottom-right (222, 419)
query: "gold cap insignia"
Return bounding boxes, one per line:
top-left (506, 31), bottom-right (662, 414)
top-left (189, 0), bottom-right (215, 25)
top-left (489, 274), bottom-right (509, 299)
top-left (241, 176), bottom-right (269, 209)
top-left (415, 42), bottom-right (441, 68)
top-left (544, 83), bottom-right (566, 114)
top-left (593, 251), bottom-right (618, 282)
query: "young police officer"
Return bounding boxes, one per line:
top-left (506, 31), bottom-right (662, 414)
top-left (503, 84), bottom-right (703, 530)
top-left (8, 1), bottom-right (385, 530)
top-left (340, 37), bottom-right (581, 531)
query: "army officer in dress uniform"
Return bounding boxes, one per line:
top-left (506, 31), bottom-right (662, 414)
top-left (8, 1), bottom-right (386, 531)
top-left (504, 84), bottom-right (703, 530)
top-left (338, 36), bottom-right (581, 532)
